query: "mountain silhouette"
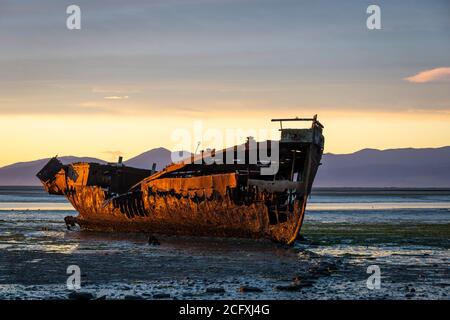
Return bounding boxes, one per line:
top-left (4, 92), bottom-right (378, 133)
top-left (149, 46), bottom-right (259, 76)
top-left (0, 146), bottom-right (449, 187)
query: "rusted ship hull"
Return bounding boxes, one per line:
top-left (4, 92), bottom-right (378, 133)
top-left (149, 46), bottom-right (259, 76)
top-left (37, 117), bottom-right (324, 245)
top-left (66, 183), bottom-right (306, 244)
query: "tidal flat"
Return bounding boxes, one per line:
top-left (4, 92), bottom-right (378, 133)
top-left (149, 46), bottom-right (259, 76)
top-left (0, 187), bottom-right (448, 300)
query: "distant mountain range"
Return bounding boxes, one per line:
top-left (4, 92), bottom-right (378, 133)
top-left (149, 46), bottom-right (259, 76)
top-left (0, 156), bottom-right (106, 186)
top-left (125, 147), bottom-right (190, 171)
top-left (0, 146), bottom-right (449, 187)
top-left (316, 147), bottom-right (450, 187)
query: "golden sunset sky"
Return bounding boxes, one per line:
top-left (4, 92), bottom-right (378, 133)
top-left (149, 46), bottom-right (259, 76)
top-left (0, 0), bottom-right (449, 167)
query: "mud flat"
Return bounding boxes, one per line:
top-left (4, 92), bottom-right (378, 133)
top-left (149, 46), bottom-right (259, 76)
top-left (0, 220), bottom-right (448, 300)
top-left (0, 187), bottom-right (448, 300)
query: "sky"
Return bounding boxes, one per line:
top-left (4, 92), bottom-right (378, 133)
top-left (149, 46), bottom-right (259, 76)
top-left (0, 0), bottom-right (449, 166)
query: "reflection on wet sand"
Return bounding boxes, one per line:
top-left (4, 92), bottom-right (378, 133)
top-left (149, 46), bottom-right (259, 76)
top-left (0, 188), bottom-right (448, 300)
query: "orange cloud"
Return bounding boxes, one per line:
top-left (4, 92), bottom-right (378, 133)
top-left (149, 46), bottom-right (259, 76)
top-left (405, 67), bottom-right (450, 83)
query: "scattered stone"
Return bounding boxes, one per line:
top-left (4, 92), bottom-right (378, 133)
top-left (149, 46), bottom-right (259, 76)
top-left (239, 286), bottom-right (263, 293)
top-left (148, 235), bottom-right (161, 246)
top-left (206, 287), bottom-right (226, 294)
top-left (68, 291), bottom-right (95, 300)
top-left (153, 293), bottom-right (170, 299)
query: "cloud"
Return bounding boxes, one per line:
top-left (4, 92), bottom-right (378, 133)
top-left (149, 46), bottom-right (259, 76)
top-left (405, 67), bottom-right (450, 83)
top-left (103, 95), bottom-right (130, 100)
top-left (102, 150), bottom-right (123, 161)
top-left (92, 87), bottom-right (140, 94)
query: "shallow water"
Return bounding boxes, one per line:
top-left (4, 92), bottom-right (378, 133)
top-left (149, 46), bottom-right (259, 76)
top-left (0, 187), bottom-right (448, 300)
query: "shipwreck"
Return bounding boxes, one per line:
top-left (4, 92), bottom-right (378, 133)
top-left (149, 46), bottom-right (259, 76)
top-left (37, 116), bottom-right (324, 245)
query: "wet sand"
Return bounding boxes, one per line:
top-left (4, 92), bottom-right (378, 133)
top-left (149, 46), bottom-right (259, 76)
top-left (0, 218), bottom-right (448, 300)
top-left (0, 187), bottom-right (448, 300)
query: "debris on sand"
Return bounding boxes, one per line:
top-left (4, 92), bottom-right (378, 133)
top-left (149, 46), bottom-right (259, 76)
top-left (148, 235), bottom-right (161, 246)
top-left (64, 216), bottom-right (77, 230)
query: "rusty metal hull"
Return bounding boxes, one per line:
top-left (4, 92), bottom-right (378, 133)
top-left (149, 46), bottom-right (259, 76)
top-left (65, 184), bottom-right (305, 244)
top-left (37, 117), bottom-right (324, 245)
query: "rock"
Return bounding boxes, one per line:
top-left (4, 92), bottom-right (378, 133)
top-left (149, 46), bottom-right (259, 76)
top-left (148, 235), bottom-right (161, 246)
top-left (239, 286), bottom-right (263, 293)
top-left (206, 287), bottom-right (225, 294)
top-left (68, 291), bottom-right (95, 300)
top-left (64, 216), bottom-right (77, 230)
top-left (153, 293), bottom-right (170, 299)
